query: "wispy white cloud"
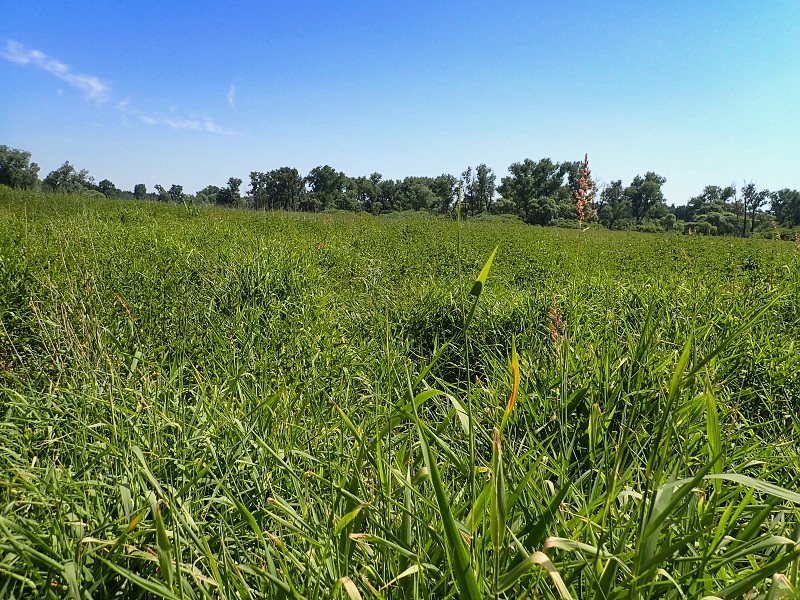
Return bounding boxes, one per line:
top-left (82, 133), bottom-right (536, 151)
top-left (123, 106), bottom-right (238, 135)
top-left (140, 114), bottom-right (229, 134)
top-left (2, 40), bottom-right (110, 101)
top-left (4, 39), bottom-right (240, 135)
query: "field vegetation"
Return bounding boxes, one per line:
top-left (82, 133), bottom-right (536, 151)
top-left (4, 145), bottom-right (800, 238)
top-left (1, 188), bottom-right (800, 599)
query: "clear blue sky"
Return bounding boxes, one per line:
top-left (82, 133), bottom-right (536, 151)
top-left (2, 1), bottom-right (798, 203)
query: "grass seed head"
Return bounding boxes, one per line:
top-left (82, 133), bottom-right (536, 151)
top-left (574, 153), bottom-right (597, 229)
top-left (548, 296), bottom-right (565, 357)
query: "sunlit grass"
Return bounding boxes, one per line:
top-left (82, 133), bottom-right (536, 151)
top-left (1, 188), bottom-right (799, 598)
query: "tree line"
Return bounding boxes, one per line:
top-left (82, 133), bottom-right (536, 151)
top-left (2, 144), bottom-right (799, 236)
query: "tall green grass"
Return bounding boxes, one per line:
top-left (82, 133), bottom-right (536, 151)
top-left (1, 189), bottom-right (799, 598)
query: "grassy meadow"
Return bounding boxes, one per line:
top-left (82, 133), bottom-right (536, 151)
top-left (1, 189), bottom-right (800, 599)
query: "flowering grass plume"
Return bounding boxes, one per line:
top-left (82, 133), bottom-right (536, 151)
top-left (574, 153), bottom-right (597, 229)
top-left (548, 295), bottom-right (566, 358)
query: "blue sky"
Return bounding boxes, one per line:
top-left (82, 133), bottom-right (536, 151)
top-left (2, 1), bottom-right (798, 203)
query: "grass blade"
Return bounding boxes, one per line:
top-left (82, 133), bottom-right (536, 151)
top-left (464, 245), bottom-right (499, 332)
top-left (491, 427), bottom-right (507, 596)
top-left (413, 413), bottom-right (481, 599)
top-left (704, 474), bottom-right (800, 504)
top-left (498, 551), bottom-right (573, 599)
top-left (715, 550), bottom-right (800, 599)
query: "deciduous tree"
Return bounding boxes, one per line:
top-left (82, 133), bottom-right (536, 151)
top-left (250, 168), bottom-right (306, 211)
top-left (625, 172), bottom-right (666, 224)
top-left (215, 178), bottom-right (241, 206)
top-left (460, 167), bottom-right (475, 215)
top-left (474, 164), bottom-right (496, 214)
top-left (597, 180), bottom-right (629, 230)
top-left (168, 184), bottom-right (186, 204)
top-left (430, 174), bottom-right (458, 215)
top-left (97, 179), bottom-right (119, 198)
top-left (740, 182), bottom-right (769, 236)
top-left (396, 177), bottom-right (435, 212)
top-left (498, 158), bottom-right (564, 224)
top-left (43, 162), bottom-right (92, 193)
top-left (680, 185), bottom-right (736, 222)
top-left (771, 188), bottom-right (800, 227)
top-left (305, 166), bottom-right (346, 212)
top-left (0, 145), bottom-right (40, 190)
top-left (195, 185), bottom-right (221, 205)
top-left (154, 184), bottom-right (171, 202)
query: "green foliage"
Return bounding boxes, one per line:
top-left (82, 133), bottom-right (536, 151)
top-left (0, 145), bottom-right (40, 190)
top-left (772, 189), bottom-right (800, 228)
top-left (742, 182), bottom-right (770, 236)
top-left (597, 180), bottom-right (629, 229)
top-left (97, 179), bottom-right (119, 198)
top-left (305, 165), bottom-right (348, 211)
top-left (626, 172), bottom-right (666, 224)
top-left (460, 165), bottom-right (497, 216)
top-left (498, 158), bottom-right (565, 224)
top-left (250, 167), bottom-right (306, 211)
top-left (43, 161), bottom-right (93, 193)
top-left (9, 144), bottom-right (800, 236)
top-left (167, 184), bottom-right (185, 204)
top-left (194, 184), bottom-right (221, 205)
top-left (396, 177), bottom-right (437, 212)
top-left (2, 190), bottom-right (800, 599)
top-left (680, 185), bottom-right (737, 223)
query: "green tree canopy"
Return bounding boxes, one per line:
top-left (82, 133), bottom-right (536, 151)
top-left (215, 178), bottom-right (241, 206)
top-left (597, 180), bottom-right (630, 230)
top-left (43, 162), bottom-right (92, 193)
top-left (250, 168), bottom-right (306, 211)
top-left (154, 184), bottom-right (171, 202)
top-left (344, 175), bottom-right (374, 213)
top-left (740, 182), bottom-right (769, 236)
top-left (396, 177), bottom-right (436, 212)
top-left (771, 188), bottom-right (800, 227)
top-left (168, 184), bottom-right (186, 204)
top-left (0, 145), bottom-right (40, 190)
top-left (473, 164), bottom-right (496, 215)
top-left (688, 185), bottom-right (736, 217)
top-left (305, 165), bottom-right (346, 212)
top-left (195, 185), bottom-right (221, 204)
top-left (97, 179), bottom-right (119, 198)
top-left (498, 158), bottom-right (572, 225)
top-left (625, 172), bottom-right (666, 224)
top-left (430, 174), bottom-right (458, 215)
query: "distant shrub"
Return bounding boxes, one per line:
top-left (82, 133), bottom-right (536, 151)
top-left (470, 212), bottom-right (520, 223)
top-left (612, 218), bottom-right (637, 230)
top-left (381, 210), bottom-right (432, 220)
top-left (550, 218), bottom-right (579, 229)
top-left (684, 221), bottom-right (713, 235)
top-left (636, 223), bottom-right (664, 233)
top-left (660, 213), bottom-right (678, 231)
top-left (488, 197), bottom-right (517, 216)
